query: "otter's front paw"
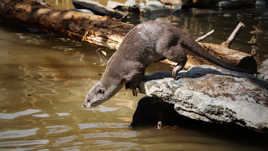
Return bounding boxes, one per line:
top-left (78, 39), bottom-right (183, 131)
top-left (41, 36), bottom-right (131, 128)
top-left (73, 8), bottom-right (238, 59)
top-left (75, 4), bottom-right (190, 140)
top-left (132, 88), bottom-right (138, 96)
top-left (172, 65), bottom-right (184, 79)
top-left (126, 82), bottom-right (142, 96)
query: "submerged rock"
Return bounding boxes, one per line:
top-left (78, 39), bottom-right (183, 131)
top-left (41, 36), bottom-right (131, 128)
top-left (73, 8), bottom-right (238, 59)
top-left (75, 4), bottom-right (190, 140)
top-left (141, 65), bottom-right (268, 133)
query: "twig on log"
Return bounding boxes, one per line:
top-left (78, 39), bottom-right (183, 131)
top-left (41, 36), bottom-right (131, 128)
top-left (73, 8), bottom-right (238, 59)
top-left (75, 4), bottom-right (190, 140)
top-left (222, 22), bottom-right (245, 47)
top-left (195, 29), bottom-right (215, 42)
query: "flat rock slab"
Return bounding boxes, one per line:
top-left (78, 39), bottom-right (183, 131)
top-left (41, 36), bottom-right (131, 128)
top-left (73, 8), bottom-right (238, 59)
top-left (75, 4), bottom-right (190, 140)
top-left (143, 65), bottom-right (268, 133)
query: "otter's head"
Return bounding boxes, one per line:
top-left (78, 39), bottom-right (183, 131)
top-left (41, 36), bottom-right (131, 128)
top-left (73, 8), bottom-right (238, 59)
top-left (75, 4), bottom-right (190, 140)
top-left (83, 82), bottom-right (108, 108)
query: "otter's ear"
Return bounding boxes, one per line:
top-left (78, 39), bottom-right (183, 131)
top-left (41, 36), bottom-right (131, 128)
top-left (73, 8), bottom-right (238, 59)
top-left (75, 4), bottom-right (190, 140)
top-left (97, 88), bottom-right (105, 94)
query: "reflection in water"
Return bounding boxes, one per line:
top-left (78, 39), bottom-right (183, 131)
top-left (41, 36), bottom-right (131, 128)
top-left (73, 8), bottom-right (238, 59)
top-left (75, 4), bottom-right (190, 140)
top-left (78, 122), bottom-right (128, 129)
top-left (46, 0), bottom-right (74, 10)
top-left (94, 140), bottom-right (137, 150)
top-left (32, 113), bottom-right (50, 118)
top-left (46, 125), bottom-right (72, 135)
top-left (0, 0), bottom-right (268, 151)
top-left (0, 128), bottom-right (39, 139)
top-left (82, 131), bottom-right (137, 139)
top-left (56, 112), bottom-right (70, 116)
top-left (0, 139), bottom-right (49, 147)
top-left (53, 135), bottom-right (78, 147)
top-left (0, 109), bottom-right (40, 120)
top-left (83, 105), bottom-right (119, 112)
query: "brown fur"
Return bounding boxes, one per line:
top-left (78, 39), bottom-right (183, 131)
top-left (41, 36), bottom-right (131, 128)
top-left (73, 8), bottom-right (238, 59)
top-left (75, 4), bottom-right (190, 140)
top-left (83, 21), bottom-right (237, 108)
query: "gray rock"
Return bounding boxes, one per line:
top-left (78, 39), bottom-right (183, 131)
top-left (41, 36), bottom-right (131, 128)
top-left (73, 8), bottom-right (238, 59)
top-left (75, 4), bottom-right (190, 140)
top-left (258, 59), bottom-right (268, 81)
top-left (142, 65), bottom-right (268, 133)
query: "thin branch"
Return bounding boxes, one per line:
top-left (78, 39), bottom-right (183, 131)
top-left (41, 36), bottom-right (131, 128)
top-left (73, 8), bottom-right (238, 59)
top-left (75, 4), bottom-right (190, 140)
top-left (222, 22), bottom-right (245, 47)
top-left (195, 29), bottom-right (215, 42)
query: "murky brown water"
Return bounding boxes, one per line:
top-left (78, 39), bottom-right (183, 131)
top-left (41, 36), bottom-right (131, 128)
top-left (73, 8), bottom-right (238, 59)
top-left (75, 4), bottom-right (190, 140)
top-left (0, 0), bottom-right (268, 151)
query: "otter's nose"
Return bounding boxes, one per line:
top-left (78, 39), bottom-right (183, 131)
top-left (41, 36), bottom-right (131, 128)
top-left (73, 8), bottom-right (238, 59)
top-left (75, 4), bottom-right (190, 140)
top-left (82, 103), bottom-right (88, 108)
top-left (82, 101), bottom-right (91, 108)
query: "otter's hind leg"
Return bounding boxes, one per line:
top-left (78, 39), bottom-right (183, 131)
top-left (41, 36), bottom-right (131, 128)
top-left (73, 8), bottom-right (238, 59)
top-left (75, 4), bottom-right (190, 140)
top-left (172, 61), bottom-right (186, 79)
top-left (160, 44), bottom-right (187, 79)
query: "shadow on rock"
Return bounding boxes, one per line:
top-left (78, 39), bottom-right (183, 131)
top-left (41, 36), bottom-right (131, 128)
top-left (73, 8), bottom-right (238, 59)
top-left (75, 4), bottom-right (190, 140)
top-left (130, 96), bottom-right (268, 149)
top-left (130, 96), bottom-right (183, 128)
top-left (144, 65), bottom-right (268, 91)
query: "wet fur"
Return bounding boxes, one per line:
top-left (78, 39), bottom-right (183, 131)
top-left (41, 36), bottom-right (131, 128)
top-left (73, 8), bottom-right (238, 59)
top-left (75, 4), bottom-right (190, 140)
top-left (84, 21), bottom-right (233, 107)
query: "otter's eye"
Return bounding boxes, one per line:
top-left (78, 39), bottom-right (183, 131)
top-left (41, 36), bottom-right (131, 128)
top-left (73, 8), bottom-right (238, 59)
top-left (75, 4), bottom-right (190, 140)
top-left (97, 89), bottom-right (105, 94)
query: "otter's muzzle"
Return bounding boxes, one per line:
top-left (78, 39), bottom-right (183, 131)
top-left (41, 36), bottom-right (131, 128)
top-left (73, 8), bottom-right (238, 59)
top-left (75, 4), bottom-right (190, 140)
top-left (82, 102), bottom-right (91, 108)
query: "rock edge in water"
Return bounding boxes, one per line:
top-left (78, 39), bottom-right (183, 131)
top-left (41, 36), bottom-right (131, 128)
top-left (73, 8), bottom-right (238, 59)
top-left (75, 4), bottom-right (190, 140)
top-left (140, 65), bottom-right (268, 133)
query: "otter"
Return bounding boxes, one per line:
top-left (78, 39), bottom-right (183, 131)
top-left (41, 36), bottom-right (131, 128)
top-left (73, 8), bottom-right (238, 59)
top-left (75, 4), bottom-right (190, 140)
top-left (83, 21), bottom-right (243, 108)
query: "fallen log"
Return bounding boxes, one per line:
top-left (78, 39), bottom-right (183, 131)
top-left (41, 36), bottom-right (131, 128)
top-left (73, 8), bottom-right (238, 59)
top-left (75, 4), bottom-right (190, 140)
top-left (196, 22), bottom-right (257, 73)
top-left (72, 0), bottom-right (125, 19)
top-left (0, 0), bottom-right (257, 73)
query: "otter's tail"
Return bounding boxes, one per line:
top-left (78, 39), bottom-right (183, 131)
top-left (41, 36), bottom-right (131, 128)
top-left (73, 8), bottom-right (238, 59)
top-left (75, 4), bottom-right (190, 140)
top-left (181, 35), bottom-right (257, 74)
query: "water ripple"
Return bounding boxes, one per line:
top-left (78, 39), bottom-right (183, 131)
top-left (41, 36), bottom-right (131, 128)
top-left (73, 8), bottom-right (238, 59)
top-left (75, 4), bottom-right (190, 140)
top-left (83, 105), bottom-right (119, 112)
top-left (56, 113), bottom-right (70, 117)
top-left (0, 147), bottom-right (36, 151)
top-left (95, 140), bottom-right (137, 149)
top-left (32, 113), bottom-right (50, 118)
top-left (46, 125), bottom-right (72, 135)
top-left (0, 109), bottom-right (40, 120)
top-left (60, 146), bottom-right (80, 151)
top-left (0, 139), bottom-right (49, 147)
top-left (83, 131), bottom-right (137, 139)
top-left (0, 128), bottom-right (39, 139)
top-left (78, 123), bottom-right (128, 130)
top-left (53, 136), bottom-right (77, 147)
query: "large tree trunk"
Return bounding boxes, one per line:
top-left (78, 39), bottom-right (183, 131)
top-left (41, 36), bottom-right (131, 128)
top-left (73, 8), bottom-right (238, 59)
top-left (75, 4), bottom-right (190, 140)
top-left (0, 0), bottom-right (257, 73)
